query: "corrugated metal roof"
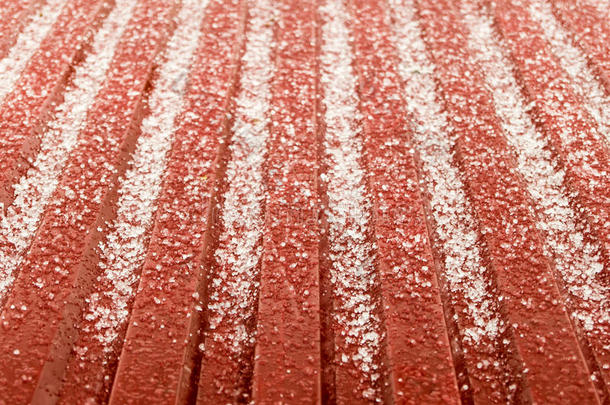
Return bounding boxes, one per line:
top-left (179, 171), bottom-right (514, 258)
top-left (0, 0), bottom-right (608, 402)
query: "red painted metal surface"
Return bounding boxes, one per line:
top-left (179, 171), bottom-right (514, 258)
top-left (0, 0), bottom-right (111, 211)
top-left (0, 0), bottom-right (606, 402)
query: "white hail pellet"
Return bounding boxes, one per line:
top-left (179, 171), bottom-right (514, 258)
top-left (0, 0), bottom-right (138, 304)
top-left (0, 0), bottom-right (67, 102)
top-left (205, 0), bottom-right (274, 362)
top-left (462, 0), bottom-right (609, 344)
top-left (319, 0), bottom-right (382, 399)
top-left (528, 0), bottom-right (610, 147)
top-left (389, 0), bottom-right (503, 349)
top-left (83, 0), bottom-right (209, 350)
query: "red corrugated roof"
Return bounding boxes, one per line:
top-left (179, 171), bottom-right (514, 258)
top-left (0, 0), bottom-right (608, 403)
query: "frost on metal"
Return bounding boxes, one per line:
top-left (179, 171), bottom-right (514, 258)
top-left (320, 0), bottom-right (383, 400)
top-left (462, 0), bottom-right (609, 350)
top-left (0, 0), bottom-right (138, 304)
top-left (81, 0), bottom-right (208, 351)
top-left (0, 0), bottom-right (66, 102)
top-left (586, 0), bottom-right (610, 19)
top-left (202, 0), bottom-right (275, 399)
top-left (388, 0), bottom-right (514, 398)
top-left (529, 0), bottom-right (610, 147)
